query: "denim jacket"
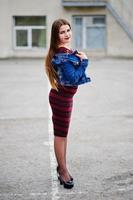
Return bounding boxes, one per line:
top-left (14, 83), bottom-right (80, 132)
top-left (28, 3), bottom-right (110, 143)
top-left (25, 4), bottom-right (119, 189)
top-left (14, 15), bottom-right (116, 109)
top-left (51, 50), bottom-right (91, 86)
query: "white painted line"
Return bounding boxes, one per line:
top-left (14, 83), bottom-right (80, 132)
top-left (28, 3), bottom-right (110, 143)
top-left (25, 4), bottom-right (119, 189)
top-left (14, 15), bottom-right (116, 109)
top-left (0, 191), bottom-right (89, 197)
top-left (47, 83), bottom-right (60, 200)
top-left (0, 192), bottom-right (48, 197)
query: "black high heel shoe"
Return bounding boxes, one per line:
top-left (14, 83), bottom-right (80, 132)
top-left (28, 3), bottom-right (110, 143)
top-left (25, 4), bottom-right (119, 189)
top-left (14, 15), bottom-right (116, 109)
top-left (58, 175), bottom-right (74, 189)
top-left (56, 166), bottom-right (73, 181)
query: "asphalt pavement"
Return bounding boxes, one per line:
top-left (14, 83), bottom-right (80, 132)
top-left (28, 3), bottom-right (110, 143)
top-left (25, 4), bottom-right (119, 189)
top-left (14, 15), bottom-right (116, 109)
top-left (0, 58), bottom-right (133, 200)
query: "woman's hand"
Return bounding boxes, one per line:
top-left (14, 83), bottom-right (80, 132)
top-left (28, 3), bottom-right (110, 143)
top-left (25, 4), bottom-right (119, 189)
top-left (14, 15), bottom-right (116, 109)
top-left (76, 51), bottom-right (88, 60)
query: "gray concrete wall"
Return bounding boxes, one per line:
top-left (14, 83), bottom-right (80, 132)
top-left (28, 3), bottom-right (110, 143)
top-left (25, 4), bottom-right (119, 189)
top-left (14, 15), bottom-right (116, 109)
top-left (107, 11), bottom-right (133, 57)
top-left (0, 0), bottom-right (133, 58)
top-left (0, 0), bottom-right (64, 58)
top-left (110, 0), bottom-right (133, 32)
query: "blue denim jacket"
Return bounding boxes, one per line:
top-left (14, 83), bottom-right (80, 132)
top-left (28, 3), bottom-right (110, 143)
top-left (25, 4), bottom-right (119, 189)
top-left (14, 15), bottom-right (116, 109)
top-left (52, 50), bottom-right (91, 86)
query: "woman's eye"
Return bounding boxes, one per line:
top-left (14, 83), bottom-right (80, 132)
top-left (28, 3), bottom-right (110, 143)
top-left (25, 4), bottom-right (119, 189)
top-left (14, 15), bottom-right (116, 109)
top-left (60, 31), bottom-right (65, 34)
top-left (59, 29), bottom-right (71, 34)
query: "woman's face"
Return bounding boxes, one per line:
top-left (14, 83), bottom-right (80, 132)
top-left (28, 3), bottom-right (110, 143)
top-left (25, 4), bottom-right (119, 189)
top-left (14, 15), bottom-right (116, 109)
top-left (58, 24), bottom-right (72, 46)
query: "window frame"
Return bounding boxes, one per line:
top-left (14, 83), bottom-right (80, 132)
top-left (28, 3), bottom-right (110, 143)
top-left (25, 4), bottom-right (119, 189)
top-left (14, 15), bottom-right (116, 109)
top-left (13, 16), bottom-right (46, 50)
top-left (73, 15), bottom-right (106, 50)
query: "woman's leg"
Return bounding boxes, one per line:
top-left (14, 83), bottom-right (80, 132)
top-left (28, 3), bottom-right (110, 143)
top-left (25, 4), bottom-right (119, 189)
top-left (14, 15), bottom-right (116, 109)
top-left (64, 138), bottom-right (73, 181)
top-left (54, 136), bottom-right (70, 182)
top-left (64, 137), bottom-right (68, 166)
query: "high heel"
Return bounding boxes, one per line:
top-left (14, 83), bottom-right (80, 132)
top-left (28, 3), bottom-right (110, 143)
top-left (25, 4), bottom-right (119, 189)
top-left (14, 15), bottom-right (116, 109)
top-left (58, 175), bottom-right (74, 189)
top-left (56, 166), bottom-right (73, 181)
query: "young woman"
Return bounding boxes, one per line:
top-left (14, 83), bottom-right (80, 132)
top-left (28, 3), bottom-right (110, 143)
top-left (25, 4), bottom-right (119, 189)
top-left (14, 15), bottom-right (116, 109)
top-left (45, 19), bottom-right (91, 189)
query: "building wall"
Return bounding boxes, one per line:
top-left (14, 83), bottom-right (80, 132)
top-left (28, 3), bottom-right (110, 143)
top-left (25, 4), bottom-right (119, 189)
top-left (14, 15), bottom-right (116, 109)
top-left (0, 0), bottom-right (133, 58)
top-left (109, 0), bottom-right (133, 32)
top-left (107, 11), bottom-right (133, 57)
top-left (0, 0), bottom-right (64, 58)
top-left (0, 0), bottom-right (11, 58)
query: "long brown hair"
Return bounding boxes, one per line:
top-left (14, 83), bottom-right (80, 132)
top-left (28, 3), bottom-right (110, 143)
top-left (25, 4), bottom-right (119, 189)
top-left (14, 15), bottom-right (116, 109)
top-left (45, 19), bottom-right (71, 90)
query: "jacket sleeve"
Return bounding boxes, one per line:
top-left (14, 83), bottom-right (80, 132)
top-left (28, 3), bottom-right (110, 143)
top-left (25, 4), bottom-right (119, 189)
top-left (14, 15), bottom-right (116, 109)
top-left (62, 60), bottom-right (88, 84)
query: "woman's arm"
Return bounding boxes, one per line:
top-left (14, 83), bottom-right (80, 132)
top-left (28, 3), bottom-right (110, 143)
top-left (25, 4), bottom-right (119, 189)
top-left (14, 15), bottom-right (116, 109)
top-left (62, 60), bottom-right (88, 84)
top-left (52, 52), bottom-right (89, 84)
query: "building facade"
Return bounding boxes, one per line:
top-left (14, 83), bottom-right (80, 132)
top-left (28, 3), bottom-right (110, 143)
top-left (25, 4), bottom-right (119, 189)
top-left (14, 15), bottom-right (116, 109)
top-left (0, 0), bottom-right (133, 58)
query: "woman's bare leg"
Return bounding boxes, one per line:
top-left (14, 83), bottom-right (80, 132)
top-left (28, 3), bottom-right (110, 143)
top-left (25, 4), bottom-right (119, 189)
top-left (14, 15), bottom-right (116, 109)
top-left (54, 136), bottom-right (70, 182)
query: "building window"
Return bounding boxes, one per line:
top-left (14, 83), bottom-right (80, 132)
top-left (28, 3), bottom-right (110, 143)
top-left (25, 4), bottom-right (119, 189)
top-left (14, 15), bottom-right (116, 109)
top-left (73, 15), bottom-right (106, 50)
top-left (13, 16), bottom-right (46, 49)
